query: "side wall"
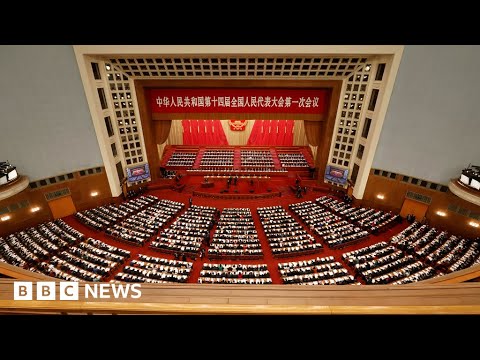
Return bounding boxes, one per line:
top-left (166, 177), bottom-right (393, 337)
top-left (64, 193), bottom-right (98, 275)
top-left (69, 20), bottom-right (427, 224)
top-left (361, 171), bottom-right (480, 238)
top-left (0, 170), bottom-right (112, 237)
top-left (373, 45), bottom-right (480, 185)
top-left (0, 45), bottom-right (103, 181)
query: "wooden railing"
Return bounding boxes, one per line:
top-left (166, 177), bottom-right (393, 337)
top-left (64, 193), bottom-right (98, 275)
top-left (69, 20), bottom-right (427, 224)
top-left (1, 262), bottom-right (480, 314)
top-left (1, 280), bottom-right (480, 314)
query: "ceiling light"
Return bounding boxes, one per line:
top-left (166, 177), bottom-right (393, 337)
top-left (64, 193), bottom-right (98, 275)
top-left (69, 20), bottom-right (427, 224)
top-left (436, 211), bottom-right (446, 217)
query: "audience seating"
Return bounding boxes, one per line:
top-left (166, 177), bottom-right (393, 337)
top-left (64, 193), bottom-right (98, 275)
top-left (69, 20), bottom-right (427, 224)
top-left (208, 207), bottom-right (263, 259)
top-left (200, 150), bottom-right (234, 168)
top-left (116, 254), bottom-right (193, 283)
top-left (257, 205), bottom-right (323, 257)
top-left (278, 255), bottom-right (358, 285)
top-left (198, 263), bottom-right (272, 284)
top-left (2, 189), bottom-right (480, 287)
top-left (150, 204), bottom-right (216, 257)
top-left (278, 153), bottom-right (309, 167)
top-left (166, 152), bottom-right (197, 167)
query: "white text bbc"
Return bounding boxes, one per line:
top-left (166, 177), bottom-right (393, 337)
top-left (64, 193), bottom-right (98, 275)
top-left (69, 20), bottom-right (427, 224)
top-left (13, 282), bottom-right (142, 300)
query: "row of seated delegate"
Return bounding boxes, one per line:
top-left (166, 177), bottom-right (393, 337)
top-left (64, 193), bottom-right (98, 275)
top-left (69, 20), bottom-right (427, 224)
top-left (200, 150), bottom-right (234, 167)
top-left (32, 237), bottom-right (131, 282)
top-left (0, 219), bottom-right (85, 269)
top-left (105, 199), bottom-right (184, 246)
top-left (116, 254), bottom-right (193, 283)
top-left (257, 205), bottom-right (323, 257)
top-left (241, 150), bottom-right (275, 168)
top-left (187, 168), bottom-right (287, 173)
top-left (74, 195), bottom-right (158, 231)
top-left (278, 153), bottom-right (309, 167)
top-left (278, 255), bottom-right (359, 285)
top-left (317, 196), bottom-right (401, 234)
top-left (150, 205), bottom-right (216, 257)
top-left (289, 200), bottom-right (369, 249)
top-left (390, 221), bottom-right (480, 274)
top-left (166, 152), bottom-right (197, 167)
top-left (342, 227), bottom-right (440, 284)
top-left (208, 207), bottom-right (263, 259)
top-left (198, 263), bottom-right (271, 284)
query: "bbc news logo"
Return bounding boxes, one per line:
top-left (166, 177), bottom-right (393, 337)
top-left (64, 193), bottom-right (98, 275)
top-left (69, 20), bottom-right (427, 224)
top-left (13, 282), bottom-right (142, 300)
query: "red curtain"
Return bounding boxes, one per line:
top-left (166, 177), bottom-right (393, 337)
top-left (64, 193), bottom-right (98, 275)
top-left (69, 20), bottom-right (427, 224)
top-left (304, 120), bottom-right (322, 146)
top-left (182, 119), bottom-right (228, 145)
top-left (212, 120), bottom-right (228, 145)
top-left (247, 119), bottom-right (262, 145)
top-left (182, 120), bottom-right (193, 144)
top-left (276, 120), bottom-right (285, 145)
top-left (153, 120), bottom-right (172, 144)
top-left (285, 120), bottom-right (294, 145)
top-left (197, 120), bottom-right (206, 144)
top-left (247, 120), bottom-right (294, 146)
top-left (260, 120), bottom-right (271, 144)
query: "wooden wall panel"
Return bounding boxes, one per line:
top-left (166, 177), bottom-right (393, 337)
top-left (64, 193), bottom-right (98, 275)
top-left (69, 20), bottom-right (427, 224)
top-left (399, 198), bottom-right (429, 221)
top-left (48, 196), bottom-right (77, 219)
top-left (361, 172), bottom-right (480, 239)
top-left (0, 170), bottom-right (112, 237)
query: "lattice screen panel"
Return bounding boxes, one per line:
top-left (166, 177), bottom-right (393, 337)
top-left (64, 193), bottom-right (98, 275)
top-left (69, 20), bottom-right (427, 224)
top-left (104, 63), bottom-right (146, 168)
top-left (329, 63), bottom-right (373, 169)
top-left (103, 56), bottom-right (370, 79)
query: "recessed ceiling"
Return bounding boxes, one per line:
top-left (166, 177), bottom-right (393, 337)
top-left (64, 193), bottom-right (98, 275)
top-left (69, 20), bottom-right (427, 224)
top-left (101, 55), bottom-right (371, 79)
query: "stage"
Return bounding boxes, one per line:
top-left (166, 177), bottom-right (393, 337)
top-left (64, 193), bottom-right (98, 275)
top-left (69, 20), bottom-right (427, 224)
top-left (187, 175), bottom-right (284, 199)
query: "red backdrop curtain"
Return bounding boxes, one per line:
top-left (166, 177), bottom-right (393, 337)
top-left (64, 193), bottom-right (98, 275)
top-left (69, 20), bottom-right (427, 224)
top-left (247, 120), bottom-right (294, 146)
top-left (153, 120), bottom-right (172, 144)
top-left (285, 119), bottom-right (294, 145)
top-left (303, 120), bottom-right (322, 146)
top-left (181, 120), bottom-right (193, 144)
top-left (182, 119), bottom-right (228, 145)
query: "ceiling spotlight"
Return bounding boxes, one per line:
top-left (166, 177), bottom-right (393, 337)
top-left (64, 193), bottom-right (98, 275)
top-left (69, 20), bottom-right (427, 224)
top-left (376, 194), bottom-right (385, 200)
top-left (436, 211), bottom-right (446, 217)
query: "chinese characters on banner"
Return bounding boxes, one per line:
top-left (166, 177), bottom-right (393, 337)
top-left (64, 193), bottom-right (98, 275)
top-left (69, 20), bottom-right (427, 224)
top-left (150, 88), bottom-right (329, 114)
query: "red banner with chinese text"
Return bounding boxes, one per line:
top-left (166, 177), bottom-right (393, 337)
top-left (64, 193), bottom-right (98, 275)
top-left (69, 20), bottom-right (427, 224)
top-left (150, 89), bottom-right (329, 114)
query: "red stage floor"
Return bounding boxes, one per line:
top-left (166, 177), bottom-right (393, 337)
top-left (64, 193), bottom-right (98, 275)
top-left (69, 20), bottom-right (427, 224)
top-left (183, 175), bottom-right (293, 195)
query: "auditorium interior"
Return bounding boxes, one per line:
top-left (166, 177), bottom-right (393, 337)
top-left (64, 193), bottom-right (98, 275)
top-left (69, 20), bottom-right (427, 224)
top-left (0, 45), bottom-right (480, 315)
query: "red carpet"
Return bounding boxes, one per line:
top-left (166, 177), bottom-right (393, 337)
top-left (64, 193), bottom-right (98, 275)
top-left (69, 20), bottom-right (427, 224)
top-left (185, 175), bottom-right (282, 195)
top-left (62, 177), bottom-right (409, 284)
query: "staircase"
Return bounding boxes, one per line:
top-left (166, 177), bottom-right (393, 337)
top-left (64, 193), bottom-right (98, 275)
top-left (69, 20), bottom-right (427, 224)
top-left (160, 146), bottom-right (176, 167)
top-left (193, 148), bottom-right (205, 169)
top-left (270, 148), bottom-right (282, 170)
top-left (233, 147), bottom-right (242, 170)
top-left (301, 147), bottom-right (315, 168)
